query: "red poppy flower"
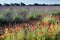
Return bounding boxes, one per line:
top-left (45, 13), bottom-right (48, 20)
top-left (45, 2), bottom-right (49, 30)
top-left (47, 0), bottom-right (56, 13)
top-left (32, 26), bottom-right (36, 30)
top-left (40, 25), bottom-right (44, 28)
top-left (50, 24), bottom-right (54, 30)
top-left (44, 21), bottom-right (49, 25)
top-left (40, 31), bottom-right (44, 35)
top-left (48, 33), bottom-right (52, 37)
top-left (50, 15), bottom-right (53, 18)
top-left (56, 15), bottom-right (60, 19)
top-left (2, 34), bottom-right (6, 38)
top-left (9, 28), bottom-right (13, 33)
top-left (10, 28), bottom-right (13, 31)
top-left (15, 27), bottom-right (20, 31)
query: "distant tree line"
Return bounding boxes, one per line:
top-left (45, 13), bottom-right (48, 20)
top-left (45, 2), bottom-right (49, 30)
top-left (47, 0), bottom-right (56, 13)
top-left (0, 2), bottom-right (60, 6)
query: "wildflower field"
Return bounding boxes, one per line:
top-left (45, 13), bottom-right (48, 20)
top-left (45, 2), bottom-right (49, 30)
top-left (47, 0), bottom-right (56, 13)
top-left (0, 6), bottom-right (60, 40)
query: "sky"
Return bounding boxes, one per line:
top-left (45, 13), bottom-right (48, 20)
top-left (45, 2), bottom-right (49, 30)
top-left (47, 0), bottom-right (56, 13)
top-left (0, 0), bottom-right (60, 5)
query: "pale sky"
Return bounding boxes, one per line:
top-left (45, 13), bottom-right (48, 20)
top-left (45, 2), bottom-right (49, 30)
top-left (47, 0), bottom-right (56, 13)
top-left (0, 0), bottom-right (59, 4)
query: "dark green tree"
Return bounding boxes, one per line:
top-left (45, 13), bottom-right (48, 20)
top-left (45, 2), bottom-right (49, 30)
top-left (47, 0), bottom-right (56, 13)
top-left (10, 3), bottom-right (14, 6)
top-left (4, 3), bottom-right (10, 6)
top-left (21, 2), bottom-right (25, 6)
top-left (14, 3), bottom-right (20, 6)
top-left (33, 3), bottom-right (39, 6)
top-left (0, 4), bottom-right (2, 6)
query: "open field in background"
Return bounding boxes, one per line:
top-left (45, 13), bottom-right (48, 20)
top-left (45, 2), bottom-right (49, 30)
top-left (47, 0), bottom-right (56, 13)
top-left (0, 6), bottom-right (60, 14)
top-left (0, 6), bottom-right (60, 40)
top-left (0, 6), bottom-right (60, 21)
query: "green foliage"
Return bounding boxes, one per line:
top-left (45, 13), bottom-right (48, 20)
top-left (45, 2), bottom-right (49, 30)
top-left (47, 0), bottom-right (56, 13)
top-left (19, 8), bottom-right (28, 13)
top-left (0, 14), bottom-right (5, 21)
top-left (0, 8), bottom-right (60, 23)
top-left (27, 11), bottom-right (41, 20)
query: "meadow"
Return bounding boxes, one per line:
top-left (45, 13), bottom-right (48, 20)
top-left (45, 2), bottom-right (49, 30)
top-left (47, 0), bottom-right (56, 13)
top-left (0, 6), bottom-right (60, 40)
